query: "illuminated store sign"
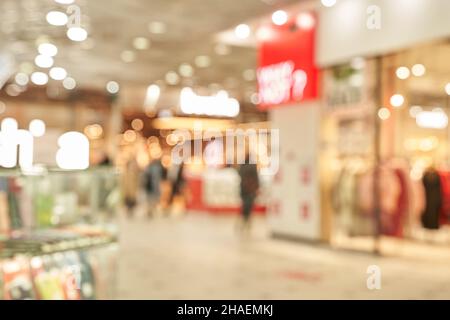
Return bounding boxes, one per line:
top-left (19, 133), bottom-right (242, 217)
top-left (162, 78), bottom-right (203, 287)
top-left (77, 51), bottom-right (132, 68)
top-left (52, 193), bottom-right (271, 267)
top-left (180, 87), bottom-right (240, 117)
top-left (257, 12), bottom-right (318, 109)
top-left (0, 118), bottom-right (89, 170)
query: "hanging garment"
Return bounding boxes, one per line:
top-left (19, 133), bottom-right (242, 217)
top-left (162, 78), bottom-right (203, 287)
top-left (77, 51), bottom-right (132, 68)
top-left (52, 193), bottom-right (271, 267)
top-left (437, 171), bottom-right (450, 224)
top-left (421, 168), bottom-right (442, 230)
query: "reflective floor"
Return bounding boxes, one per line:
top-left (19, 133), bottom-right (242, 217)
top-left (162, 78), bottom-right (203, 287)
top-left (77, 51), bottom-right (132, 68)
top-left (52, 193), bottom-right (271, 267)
top-left (117, 213), bottom-right (450, 299)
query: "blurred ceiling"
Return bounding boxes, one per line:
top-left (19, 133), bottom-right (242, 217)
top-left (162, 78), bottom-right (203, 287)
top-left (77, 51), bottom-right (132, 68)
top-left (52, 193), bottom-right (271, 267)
top-left (0, 0), bottom-right (299, 98)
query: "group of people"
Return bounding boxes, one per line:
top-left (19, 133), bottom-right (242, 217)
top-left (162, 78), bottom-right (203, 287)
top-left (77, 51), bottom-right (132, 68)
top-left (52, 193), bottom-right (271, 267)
top-left (122, 153), bottom-right (261, 231)
top-left (122, 155), bottom-right (185, 218)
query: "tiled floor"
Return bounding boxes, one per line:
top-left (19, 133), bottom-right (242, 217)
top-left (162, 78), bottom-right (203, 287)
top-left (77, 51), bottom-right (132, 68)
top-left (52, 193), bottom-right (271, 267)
top-left (117, 213), bottom-right (450, 299)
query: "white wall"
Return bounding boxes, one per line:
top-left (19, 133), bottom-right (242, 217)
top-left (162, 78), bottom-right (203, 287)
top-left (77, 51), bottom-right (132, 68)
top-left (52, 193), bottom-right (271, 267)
top-left (318, 0), bottom-right (450, 66)
top-left (268, 102), bottom-right (321, 240)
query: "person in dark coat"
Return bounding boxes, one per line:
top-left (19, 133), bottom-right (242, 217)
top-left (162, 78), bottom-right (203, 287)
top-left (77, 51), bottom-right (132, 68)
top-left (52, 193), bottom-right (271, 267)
top-left (238, 155), bottom-right (260, 231)
top-left (421, 167), bottom-right (442, 230)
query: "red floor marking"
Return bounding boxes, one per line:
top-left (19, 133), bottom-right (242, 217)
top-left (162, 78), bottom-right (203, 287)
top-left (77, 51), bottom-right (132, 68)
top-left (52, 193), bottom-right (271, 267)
top-left (280, 271), bottom-right (322, 282)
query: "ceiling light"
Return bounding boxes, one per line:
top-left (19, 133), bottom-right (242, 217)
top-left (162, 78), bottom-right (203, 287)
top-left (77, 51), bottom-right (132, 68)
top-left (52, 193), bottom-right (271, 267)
top-left (214, 43), bottom-right (231, 56)
top-left (296, 13), bottom-right (315, 29)
top-left (106, 81), bottom-right (120, 94)
top-left (179, 63), bottom-right (194, 77)
top-left (15, 73), bottom-right (29, 86)
top-left (67, 27), bottom-right (88, 42)
top-left (34, 55), bottom-right (54, 68)
top-left (321, 0), bottom-right (337, 7)
top-left (378, 107), bottom-right (390, 120)
top-left (390, 94), bottom-right (405, 107)
top-left (148, 21), bottom-right (166, 34)
top-left (396, 67), bottom-right (410, 80)
top-left (46, 11), bottom-right (68, 26)
top-left (165, 71), bottom-right (180, 85)
top-left (256, 26), bottom-right (274, 41)
top-left (445, 83), bottom-right (450, 96)
top-left (38, 43), bottom-right (58, 57)
top-left (409, 106), bottom-right (423, 118)
top-left (416, 110), bottom-right (448, 129)
top-left (133, 37), bottom-right (150, 50)
top-left (412, 64), bottom-right (426, 77)
top-left (144, 84), bottom-right (161, 109)
top-left (54, 0), bottom-right (75, 3)
top-left (31, 72), bottom-right (49, 85)
top-left (272, 10), bottom-right (288, 26)
top-left (29, 119), bottom-right (46, 137)
top-left (195, 55), bottom-right (211, 68)
top-left (63, 77), bottom-right (76, 90)
top-left (49, 67), bottom-right (67, 80)
top-left (235, 24), bottom-right (251, 39)
top-left (121, 50), bottom-right (136, 63)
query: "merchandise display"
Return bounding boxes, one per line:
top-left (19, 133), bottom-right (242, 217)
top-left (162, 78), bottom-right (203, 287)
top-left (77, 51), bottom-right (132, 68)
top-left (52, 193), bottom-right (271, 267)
top-left (0, 168), bottom-right (119, 300)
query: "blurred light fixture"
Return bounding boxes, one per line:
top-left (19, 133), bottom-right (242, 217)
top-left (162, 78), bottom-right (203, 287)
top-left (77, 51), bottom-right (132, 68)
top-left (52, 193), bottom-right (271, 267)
top-left (165, 71), bottom-right (180, 85)
top-left (180, 87), bottom-right (240, 117)
top-left (67, 27), bottom-right (88, 42)
top-left (409, 105), bottom-right (423, 118)
top-left (121, 50), bottom-right (136, 63)
top-left (445, 83), bottom-right (450, 96)
top-left (133, 37), bottom-right (150, 50)
top-left (5, 84), bottom-right (20, 97)
top-left (256, 26), bottom-right (273, 41)
top-left (29, 119), bottom-right (46, 137)
top-left (214, 43), bottom-right (231, 56)
top-left (179, 63), bottom-right (194, 77)
top-left (38, 43), bottom-right (58, 57)
top-left (123, 130), bottom-right (137, 143)
top-left (321, 0), bottom-right (337, 7)
top-left (106, 81), bottom-right (120, 94)
top-left (378, 107), bottom-right (391, 120)
top-left (84, 124), bottom-right (103, 139)
top-left (390, 94), bottom-right (405, 107)
top-left (396, 66), bottom-right (410, 80)
top-left (144, 84), bottom-right (161, 110)
top-left (46, 11), bottom-right (68, 26)
top-left (416, 110), bottom-right (448, 129)
top-left (250, 93), bottom-right (260, 105)
top-left (296, 12), bottom-right (315, 29)
top-left (131, 119), bottom-right (144, 131)
top-left (195, 55), bottom-right (211, 68)
top-left (234, 24), bottom-right (250, 39)
top-left (35, 55), bottom-right (54, 68)
top-left (55, 0), bottom-right (75, 3)
top-left (15, 73), bottom-right (29, 86)
top-left (49, 67), bottom-right (67, 80)
top-left (412, 64), bottom-right (426, 77)
top-left (148, 21), bottom-right (167, 34)
top-left (272, 10), bottom-right (288, 26)
top-left (63, 77), bottom-right (76, 90)
top-left (31, 72), bottom-right (49, 85)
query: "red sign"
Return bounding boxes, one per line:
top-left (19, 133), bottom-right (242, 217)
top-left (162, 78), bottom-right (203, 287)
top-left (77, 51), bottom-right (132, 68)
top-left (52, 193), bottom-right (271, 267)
top-left (257, 12), bottom-right (319, 109)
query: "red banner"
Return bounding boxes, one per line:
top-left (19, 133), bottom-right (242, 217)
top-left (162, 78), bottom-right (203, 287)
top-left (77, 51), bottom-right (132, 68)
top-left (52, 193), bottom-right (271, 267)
top-left (257, 12), bottom-right (319, 109)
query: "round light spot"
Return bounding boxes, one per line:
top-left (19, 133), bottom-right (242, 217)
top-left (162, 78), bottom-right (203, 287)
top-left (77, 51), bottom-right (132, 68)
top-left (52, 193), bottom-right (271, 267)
top-left (390, 94), bottom-right (405, 107)
top-left (29, 119), bottom-right (46, 137)
top-left (378, 107), bottom-right (391, 120)
top-left (272, 10), bottom-right (288, 26)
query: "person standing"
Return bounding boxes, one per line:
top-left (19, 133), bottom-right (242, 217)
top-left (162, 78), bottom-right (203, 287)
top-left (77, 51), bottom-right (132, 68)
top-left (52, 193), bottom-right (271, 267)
top-left (143, 157), bottom-right (167, 218)
top-left (238, 155), bottom-right (260, 231)
top-left (122, 155), bottom-right (140, 218)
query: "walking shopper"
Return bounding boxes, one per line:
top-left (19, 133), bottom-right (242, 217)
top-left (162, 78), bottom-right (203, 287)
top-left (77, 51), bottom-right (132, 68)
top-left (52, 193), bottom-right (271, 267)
top-left (238, 155), bottom-right (259, 232)
top-left (143, 157), bottom-right (166, 218)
